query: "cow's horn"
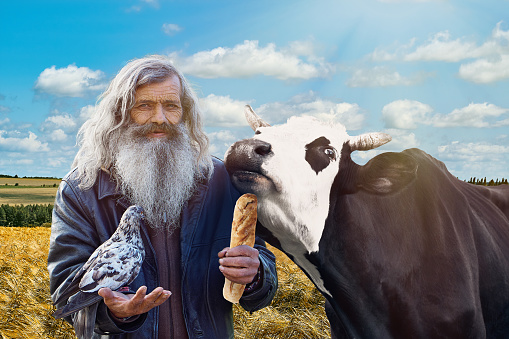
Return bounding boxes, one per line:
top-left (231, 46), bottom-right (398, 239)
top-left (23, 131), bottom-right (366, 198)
top-left (348, 132), bottom-right (392, 151)
top-left (245, 105), bottom-right (270, 131)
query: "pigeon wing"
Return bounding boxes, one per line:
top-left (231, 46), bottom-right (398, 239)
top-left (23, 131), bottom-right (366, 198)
top-left (79, 243), bottom-right (142, 293)
top-left (52, 290), bottom-right (103, 319)
top-left (53, 239), bottom-right (112, 306)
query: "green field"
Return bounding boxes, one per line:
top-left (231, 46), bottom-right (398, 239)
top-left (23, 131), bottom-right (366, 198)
top-left (0, 178), bottom-right (60, 205)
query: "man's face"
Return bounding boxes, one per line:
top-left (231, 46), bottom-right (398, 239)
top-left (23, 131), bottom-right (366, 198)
top-left (130, 75), bottom-right (183, 138)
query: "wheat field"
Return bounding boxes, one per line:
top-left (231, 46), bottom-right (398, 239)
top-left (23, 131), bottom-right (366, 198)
top-left (0, 226), bottom-right (330, 338)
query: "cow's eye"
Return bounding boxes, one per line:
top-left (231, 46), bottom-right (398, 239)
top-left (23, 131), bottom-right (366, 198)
top-left (324, 147), bottom-right (336, 160)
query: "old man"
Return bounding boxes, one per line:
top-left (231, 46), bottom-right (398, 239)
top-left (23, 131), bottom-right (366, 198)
top-left (48, 55), bottom-right (278, 338)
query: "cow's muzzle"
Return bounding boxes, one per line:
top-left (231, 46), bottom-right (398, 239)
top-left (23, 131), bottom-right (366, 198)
top-left (224, 139), bottom-right (277, 194)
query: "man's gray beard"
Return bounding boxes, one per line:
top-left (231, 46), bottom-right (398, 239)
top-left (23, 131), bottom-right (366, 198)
top-left (113, 123), bottom-right (198, 233)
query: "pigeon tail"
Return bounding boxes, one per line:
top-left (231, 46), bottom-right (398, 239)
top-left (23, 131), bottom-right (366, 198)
top-left (53, 291), bottom-right (103, 319)
top-left (73, 302), bottom-right (99, 339)
top-left (53, 280), bottom-right (81, 306)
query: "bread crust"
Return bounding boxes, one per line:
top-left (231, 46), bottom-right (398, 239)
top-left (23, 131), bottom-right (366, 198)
top-left (223, 193), bottom-right (258, 303)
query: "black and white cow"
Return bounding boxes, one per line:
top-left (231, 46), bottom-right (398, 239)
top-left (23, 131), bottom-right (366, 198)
top-left (224, 106), bottom-right (509, 339)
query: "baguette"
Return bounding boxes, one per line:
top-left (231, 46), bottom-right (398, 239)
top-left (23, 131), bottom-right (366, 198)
top-left (223, 193), bottom-right (258, 303)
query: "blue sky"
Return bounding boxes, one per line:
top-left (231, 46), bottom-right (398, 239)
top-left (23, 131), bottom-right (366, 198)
top-left (1, 0), bottom-right (508, 180)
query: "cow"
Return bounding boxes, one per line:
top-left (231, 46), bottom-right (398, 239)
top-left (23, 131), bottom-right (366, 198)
top-left (224, 105), bottom-right (509, 339)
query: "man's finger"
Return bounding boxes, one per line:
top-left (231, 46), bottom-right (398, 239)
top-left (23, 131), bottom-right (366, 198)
top-left (221, 267), bottom-right (258, 284)
top-left (218, 247), bottom-right (230, 258)
top-left (98, 287), bottom-right (113, 299)
top-left (130, 286), bottom-right (149, 306)
top-left (152, 290), bottom-right (172, 305)
top-left (220, 256), bottom-right (258, 268)
top-left (225, 245), bottom-right (259, 258)
top-left (145, 287), bottom-right (164, 302)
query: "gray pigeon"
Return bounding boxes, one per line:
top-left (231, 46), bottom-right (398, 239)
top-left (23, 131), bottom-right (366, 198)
top-left (52, 205), bottom-right (145, 338)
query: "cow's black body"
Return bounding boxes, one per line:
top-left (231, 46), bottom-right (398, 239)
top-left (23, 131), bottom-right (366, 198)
top-left (230, 146), bottom-right (509, 338)
top-left (316, 148), bottom-right (509, 338)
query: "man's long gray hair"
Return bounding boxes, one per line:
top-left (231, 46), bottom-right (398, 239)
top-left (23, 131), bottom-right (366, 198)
top-left (73, 55), bottom-right (213, 190)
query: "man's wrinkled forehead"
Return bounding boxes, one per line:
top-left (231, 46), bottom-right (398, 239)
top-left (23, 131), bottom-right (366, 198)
top-left (134, 77), bottom-right (181, 102)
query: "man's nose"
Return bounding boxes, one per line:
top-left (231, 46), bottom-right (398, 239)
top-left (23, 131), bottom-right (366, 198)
top-left (151, 104), bottom-right (167, 125)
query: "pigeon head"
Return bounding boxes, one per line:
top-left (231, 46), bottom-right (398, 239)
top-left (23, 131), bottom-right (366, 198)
top-left (115, 205), bottom-right (146, 245)
top-left (122, 205), bottom-right (145, 221)
top-left (117, 205), bottom-right (145, 232)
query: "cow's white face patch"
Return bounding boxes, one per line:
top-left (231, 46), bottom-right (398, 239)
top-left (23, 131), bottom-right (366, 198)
top-left (225, 111), bottom-right (391, 297)
top-left (245, 116), bottom-right (349, 254)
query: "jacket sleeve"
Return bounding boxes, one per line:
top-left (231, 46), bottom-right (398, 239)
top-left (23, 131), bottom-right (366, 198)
top-left (238, 236), bottom-right (278, 312)
top-left (47, 177), bottom-right (146, 334)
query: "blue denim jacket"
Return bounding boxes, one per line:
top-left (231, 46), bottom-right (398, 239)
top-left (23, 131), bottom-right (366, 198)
top-left (48, 158), bottom-right (278, 338)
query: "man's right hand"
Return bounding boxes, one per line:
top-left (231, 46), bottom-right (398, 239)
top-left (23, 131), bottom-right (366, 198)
top-left (98, 286), bottom-right (171, 319)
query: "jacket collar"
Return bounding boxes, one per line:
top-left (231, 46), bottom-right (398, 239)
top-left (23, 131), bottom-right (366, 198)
top-left (97, 169), bottom-right (121, 200)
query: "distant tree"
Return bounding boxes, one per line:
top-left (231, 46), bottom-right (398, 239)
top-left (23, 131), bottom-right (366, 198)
top-left (13, 207), bottom-right (27, 227)
top-left (0, 204), bottom-right (53, 227)
top-left (0, 207), bottom-right (6, 225)
top-left (2, 205), bottom-right (14, 226)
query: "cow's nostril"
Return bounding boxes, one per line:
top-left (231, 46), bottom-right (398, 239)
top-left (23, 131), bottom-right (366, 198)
top-left (254, 142), bottom-right (272, 156)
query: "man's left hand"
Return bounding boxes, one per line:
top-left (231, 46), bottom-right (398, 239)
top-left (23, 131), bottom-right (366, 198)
top-left (218, 245), bottom-right (260, 285)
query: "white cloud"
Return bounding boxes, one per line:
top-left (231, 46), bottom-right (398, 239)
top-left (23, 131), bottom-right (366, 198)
top-left (168, 40), bottom-right (335, 80)
top-left (45, 113), bottom-right (77, 128)
top-left (438, 141), bottom-right (509, 163)
top-left (284, 40), bottom-right (317, 57)
top-left (162, 23), bottom-right (182, 36)
top-left (432, 102), bottom-right (509, 127)
top-left (0, 158), bottom-right (34, 166)
top-left (382, 99), bottom-right (434, 129)
top-left (200, 94), bottom-right (250, 127)
top-left (35, 64), bottom-right (107, 97)
top-left (79, 105), bottom-right (96, 121)
top-left (256, 92), bottom-right (365, 130)
top-left (403, 31), bottom-right (479, 62)
top-left (369, 22), bottom-right (509, 83)
top-left (0, 117), bottom-right (9, 125)
top-left (49, 129), bottom-right (68, 141)
top-left (200, 92), bottom-right (364, 130)
top-left (207, 130), bottom-right (238, 158)
top-left (436, 140), bottom-right (509, 179)
top-left (347, 66), bottom-right (433, 87)
top-left (0, 105), bottom-right (10, 112)
top-left (383, 100), bottom-right (509, 129)
top-left (0, 131), bottom-right (49, 152)
top-left (46, 157), bottom-right (69, 168)
top-left (384, 129), bottom-right (420, 149)
top-left (458, 55), bottom-right (509, 83)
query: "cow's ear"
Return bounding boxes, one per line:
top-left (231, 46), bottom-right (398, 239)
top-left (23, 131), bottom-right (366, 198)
top-left (357, 152), bottom-right (418, 194)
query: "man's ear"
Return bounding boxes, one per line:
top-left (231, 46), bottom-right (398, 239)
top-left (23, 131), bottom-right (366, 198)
top-left (357, 152), bottom-right (418, 195)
